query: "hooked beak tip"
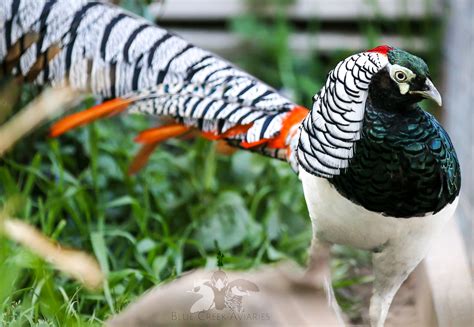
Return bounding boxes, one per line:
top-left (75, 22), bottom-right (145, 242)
top-left (410, 78), bottom-right (442, 107)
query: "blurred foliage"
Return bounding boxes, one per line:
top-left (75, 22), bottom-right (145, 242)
top-left (0, 101), bottom-right (311, 324)
top-left (0, 0), bottom-right (442, 325)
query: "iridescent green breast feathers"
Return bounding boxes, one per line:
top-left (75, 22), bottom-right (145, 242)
top-left (330, 105), bottom-right (461, 218)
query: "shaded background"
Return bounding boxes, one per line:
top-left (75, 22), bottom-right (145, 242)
top-left (0, 0), bottom-right (471, 325)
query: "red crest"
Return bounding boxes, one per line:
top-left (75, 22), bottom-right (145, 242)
top-left (367, 45), bottom-right (393, 56)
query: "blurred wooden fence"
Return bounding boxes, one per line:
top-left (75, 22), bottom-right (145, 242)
top-left (151, 0), bottom-right (441, 20)
top-left (150, 0), bottom-right (441, 56)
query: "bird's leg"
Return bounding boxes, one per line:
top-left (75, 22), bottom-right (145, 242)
top-left (301, 236), bottom-right (332, 289)
top-left (369, 242), bottom-right (427, 327)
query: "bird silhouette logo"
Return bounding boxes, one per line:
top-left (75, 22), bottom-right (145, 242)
top-left (187, 243), bottom-right (259, 313)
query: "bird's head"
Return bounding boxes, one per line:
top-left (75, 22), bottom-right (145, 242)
top-left (300, 45), bottom-right (445, 177)
top-left (367, 45), bottom-right (442, 110)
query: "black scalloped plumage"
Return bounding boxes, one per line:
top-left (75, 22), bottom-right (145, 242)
top-left (329, 101), bottom-right (461, 218)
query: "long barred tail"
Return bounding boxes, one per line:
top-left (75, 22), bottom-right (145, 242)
top-left (0, 0), bottom-right (308, 171)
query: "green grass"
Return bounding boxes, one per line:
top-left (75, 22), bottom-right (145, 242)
top-left (0, 107), bottom-right (316, 325)
top-left (0, 0), bottom-right (443, 325)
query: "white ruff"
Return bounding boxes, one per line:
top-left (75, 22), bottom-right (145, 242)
top-left (298, 52), bottom-right (389, 178)
top-left (299, 169), bottom-right (459, 253)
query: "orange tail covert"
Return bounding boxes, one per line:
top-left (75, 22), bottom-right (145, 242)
top-left (50, 98), bottom-right (132, 137)
top-left (129, 124), bottom-right (191, 174)
top-left (134, 124), bottom-right (190, 144)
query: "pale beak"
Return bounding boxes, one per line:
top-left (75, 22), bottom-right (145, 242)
top-left (410, 78), bottom-right (442, 106)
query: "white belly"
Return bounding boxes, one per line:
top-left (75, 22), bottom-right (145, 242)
top-left (299, 169), bottom-right (459, 251)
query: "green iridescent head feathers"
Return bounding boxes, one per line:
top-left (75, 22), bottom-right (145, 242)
top-left (387, 48), bottom-right (430, 79)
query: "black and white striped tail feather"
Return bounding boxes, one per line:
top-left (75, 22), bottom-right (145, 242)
top-left (1, 0), bottom-right (304, 160)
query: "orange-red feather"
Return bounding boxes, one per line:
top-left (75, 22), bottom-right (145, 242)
top-left (50, 96), bottom-right (309, 172)
top-left (267, 106), bottom-right (309, 148)
top-left (128, 142), bottom-right (160, 175)
top-left (128, 124), bottom-right (191, 174)
top-left (50, 98), bottom-right (132, 137)
top-left (134, 124), bottom-right (190, 144)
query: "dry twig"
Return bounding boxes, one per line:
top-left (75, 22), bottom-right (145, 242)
top-left (0, 86), bottom-right (77, 156)
top-left (0, 86), bottom-right (104, 290)
top-left (1, 218), bottom-right (104, 290)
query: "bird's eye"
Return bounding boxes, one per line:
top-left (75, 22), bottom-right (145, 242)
top-left (395, 71), bottom-right (407, 82)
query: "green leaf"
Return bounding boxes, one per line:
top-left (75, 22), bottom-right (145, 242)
top-left (136, 238), bottom-right (156, 253)
top-left (193, 192), bottom-right (262, 251)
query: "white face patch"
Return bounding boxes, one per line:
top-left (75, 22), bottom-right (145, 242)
top-left (387, 64), bottom-right (416, 95)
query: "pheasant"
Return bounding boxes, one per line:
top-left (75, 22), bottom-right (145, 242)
top-left (0, 1), bottom-right (461, 326)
